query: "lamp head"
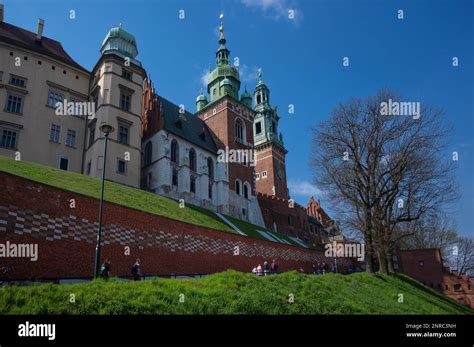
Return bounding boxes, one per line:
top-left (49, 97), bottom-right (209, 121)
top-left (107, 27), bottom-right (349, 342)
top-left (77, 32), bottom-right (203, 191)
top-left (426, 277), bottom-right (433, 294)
top-left (99, 122), bottom-right (114, 135)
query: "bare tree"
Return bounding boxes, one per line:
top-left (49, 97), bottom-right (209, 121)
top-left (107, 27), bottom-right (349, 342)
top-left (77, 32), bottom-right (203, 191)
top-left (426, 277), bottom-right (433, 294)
top-left (452, 237), bottom-right (474, 275)
top-left (310, 90), bottom-right (458, 273)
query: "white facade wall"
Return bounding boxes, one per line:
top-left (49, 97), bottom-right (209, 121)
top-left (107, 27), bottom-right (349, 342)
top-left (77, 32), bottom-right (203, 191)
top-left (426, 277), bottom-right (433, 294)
top-left (142, 130), bottom-right (229, 214)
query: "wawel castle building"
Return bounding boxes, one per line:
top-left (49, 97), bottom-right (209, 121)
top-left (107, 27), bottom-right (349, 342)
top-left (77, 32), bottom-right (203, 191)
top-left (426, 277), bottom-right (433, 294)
top-left (0, 5), bottom-right (340, 248)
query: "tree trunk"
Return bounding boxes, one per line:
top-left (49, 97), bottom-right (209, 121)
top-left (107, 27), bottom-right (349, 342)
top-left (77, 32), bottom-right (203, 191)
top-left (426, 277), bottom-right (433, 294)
top-left (386, 242), bottom-right (395, 273)
top-left (377, 250), bottom-right (388, 274)
top-left (365, 232), bottom-right (374, 273)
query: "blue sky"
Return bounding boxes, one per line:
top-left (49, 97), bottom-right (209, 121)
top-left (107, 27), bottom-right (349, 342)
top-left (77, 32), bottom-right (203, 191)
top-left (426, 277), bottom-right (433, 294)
top-left (5, 0), bottom-right (473, 235)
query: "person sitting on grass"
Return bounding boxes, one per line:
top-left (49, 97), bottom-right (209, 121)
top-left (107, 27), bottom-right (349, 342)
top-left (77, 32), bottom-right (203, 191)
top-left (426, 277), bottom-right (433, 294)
top-left (252, 266), bottom-right (257, 275)
top-left (263, 261), bottom-right (270, 276)
top-left (256, 264), bottom-right (263, 276)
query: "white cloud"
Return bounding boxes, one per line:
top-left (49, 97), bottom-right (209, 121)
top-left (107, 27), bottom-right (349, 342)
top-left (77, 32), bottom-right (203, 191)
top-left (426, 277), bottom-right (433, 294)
top-left (200, 69), bottom-right (209, 88)
top-left (288, 180), bottom-right (323, 198)
top-left (240, 0), bottom-right (303, 24)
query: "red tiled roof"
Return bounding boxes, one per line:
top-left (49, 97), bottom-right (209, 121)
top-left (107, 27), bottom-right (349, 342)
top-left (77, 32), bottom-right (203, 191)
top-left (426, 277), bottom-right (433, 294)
top-left (0, 21), bottom-right (89, 73)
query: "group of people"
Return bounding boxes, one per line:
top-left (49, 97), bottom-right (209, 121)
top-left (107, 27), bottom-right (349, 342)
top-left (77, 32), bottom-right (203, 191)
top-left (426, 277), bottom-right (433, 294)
top-left (100, 258), bottom-right (142, 281)
top-left (312, 262), bottom-right (330, 275)
top-left (252, 260), bottom-right (279, 276)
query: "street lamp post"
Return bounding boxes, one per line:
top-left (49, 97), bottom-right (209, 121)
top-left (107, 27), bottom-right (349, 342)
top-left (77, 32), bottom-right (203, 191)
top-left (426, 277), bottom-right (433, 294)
top-left (94, 123), bottom-right (114, 278)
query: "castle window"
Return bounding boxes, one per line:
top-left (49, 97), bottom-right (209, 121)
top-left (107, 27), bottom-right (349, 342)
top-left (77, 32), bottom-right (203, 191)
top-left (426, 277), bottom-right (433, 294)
top-left (453, 284), bottom-right (461, 291)
top-left (117, 159), bottom-right (127, 175)
top-left (6, 92), bottom-right (23, 114)
top-left (118, 125), bottom-right (129, 145)
top-left (189, 148), bottom-right (196, 171)
top-left (256, 172), bottom-right (260, 180)
top-left (255, 121), bottom-right (262, 134)
top-left (144, 141), bottom-right (152, 165)
top-left (172, 168), bottom-right (178, 187)
top-left (47, 89), bottom-right (63, 108)
top-left (88, 122), bottom-right (96, 148)
top-left (122, 68), bottom-right (132, 81)
top-left (262, 171), bottom-right (267, 178)
top-left (171, 139), bottom-right (179, 164)
top-left (190, 175), bottom-right (196, 193)
top-left (243, 183), bottom-right (249, 199)
top-left (59, 157), bottom-right (69, 171)
top-left (257, 94), bottom-right (261, 104)
top-left (49, 124), bottom-right (61, 143)
top-left (235, 180), bottom-right (241, 195)
top-left (0, 128), bottom-right (18, 149)
top-left (120, 91), bottom-right (131, 112)
top-left (288, 215), bottom-right (293, 226)
top-left (235, 118), bottom-right (244, 143)
top-left (9, 75), bottom-right (27, 88)
top-left (208, 183), bottom-right (213, 199)
top-left (207, 157), bottom-right (214, 180)
top-left (66, 129), bottom-right (76, 148)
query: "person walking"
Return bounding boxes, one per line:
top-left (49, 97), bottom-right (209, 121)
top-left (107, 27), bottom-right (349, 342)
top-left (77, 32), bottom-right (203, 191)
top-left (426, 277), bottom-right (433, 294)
top-left (100, 258), bottom-right (111, 280)
top-left (271, 259), bottom-right (279, 274)
top-left (131, 259), bottom-right (141, 281)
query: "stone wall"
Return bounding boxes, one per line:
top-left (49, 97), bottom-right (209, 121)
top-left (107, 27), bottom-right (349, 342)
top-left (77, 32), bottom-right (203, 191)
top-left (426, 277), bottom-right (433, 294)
top-left (0, 172), bottom-right (351, 280)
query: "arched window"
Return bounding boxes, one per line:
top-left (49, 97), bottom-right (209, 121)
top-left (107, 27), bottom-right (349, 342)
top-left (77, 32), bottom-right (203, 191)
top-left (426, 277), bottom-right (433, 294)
top-left (171, 139), bottom-right (179, 164)
top-left (189, 148), bottom-right (196, 171)
top-left (243, 182), bottom-right (249, 199)
top-left (144, 141), bottom-right (152, 165)
top-left (172, 168), bottom-right (178, 187)
top-left (235, 179), bottom-right (241, 195)
top-left (190, 175), bottom-right (196, 193)
top-left (207, 157), bottom-right (214, 180)
top-left (235, 118), bottom-right (244, 142)
top-left (257, 94), bottom-right (261, 104)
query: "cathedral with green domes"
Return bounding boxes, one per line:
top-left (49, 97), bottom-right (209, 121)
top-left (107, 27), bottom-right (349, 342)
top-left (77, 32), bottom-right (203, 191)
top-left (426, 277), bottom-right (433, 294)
top-left (0, 9), bottom-right (338, 247)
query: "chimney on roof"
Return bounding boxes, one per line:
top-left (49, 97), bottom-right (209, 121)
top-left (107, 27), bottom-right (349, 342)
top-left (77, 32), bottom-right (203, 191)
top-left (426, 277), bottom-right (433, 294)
top-left (0, 4), bottom-right (4, 22)
top-left (36, 18), bottom-right (44, 40)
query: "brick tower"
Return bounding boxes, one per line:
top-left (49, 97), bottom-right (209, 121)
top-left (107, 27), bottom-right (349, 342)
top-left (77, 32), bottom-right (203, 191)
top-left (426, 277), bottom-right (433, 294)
top-left (196, 21), bottom-right (264, 226)
top-left (253, 70), bottom-right (289, 199)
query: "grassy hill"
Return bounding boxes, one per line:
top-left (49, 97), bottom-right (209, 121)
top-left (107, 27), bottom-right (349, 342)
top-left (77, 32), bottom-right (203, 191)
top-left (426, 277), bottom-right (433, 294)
top-left (0, 271), bottom-right (471, 314)
top-left (0, 156), bottom-right (304, 246)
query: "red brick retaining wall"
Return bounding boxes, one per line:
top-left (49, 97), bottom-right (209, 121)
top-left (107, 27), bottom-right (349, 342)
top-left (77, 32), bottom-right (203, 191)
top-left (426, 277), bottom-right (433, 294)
top-left (0, 172), bottom-right (350, 280)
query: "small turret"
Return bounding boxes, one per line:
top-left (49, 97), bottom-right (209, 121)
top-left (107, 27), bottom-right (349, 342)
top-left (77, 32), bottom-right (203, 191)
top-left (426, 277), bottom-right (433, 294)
top-left (196, 90), bottom-right (208, 111)
top-left (254, 68), bottom-right (270, 111)
top-left (240, 86), bottom-right (252, 108)
top-left (100, 23), bottom-right (141, 67)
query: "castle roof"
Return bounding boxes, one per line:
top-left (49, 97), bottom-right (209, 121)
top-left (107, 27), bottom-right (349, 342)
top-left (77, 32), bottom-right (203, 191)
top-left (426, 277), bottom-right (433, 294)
top-left (159, 96), bottom-right (218, 154)
top-left (0, 21), bottom-right (88, 73)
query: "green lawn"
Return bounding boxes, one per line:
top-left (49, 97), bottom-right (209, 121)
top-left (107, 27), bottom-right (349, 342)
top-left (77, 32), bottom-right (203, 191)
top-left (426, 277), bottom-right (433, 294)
top-left (0, 271), bottom-right (471, 314)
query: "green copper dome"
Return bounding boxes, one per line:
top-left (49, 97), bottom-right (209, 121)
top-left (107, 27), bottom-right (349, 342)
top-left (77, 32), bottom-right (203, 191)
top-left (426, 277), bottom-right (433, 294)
top-left (102, 26), bottom-right (137, 47)
top-left (241, 87), bottom-right (252, 100)
top-left (240, 87), bottom-right (252, 108)
top-left (196, 94), bottom-right (208, 102)
top-left (220, 77), bottom-right (232, 87)
top-left (100, 24), bottom-right (141, 66)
